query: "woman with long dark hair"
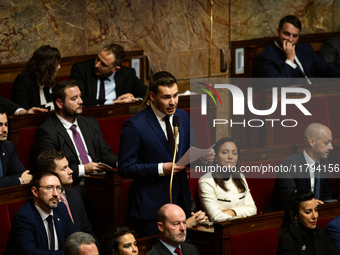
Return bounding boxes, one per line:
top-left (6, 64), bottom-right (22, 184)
top-left (198, 137), bottom-right (256, 222)
top-left (12, 45), bottom-right (61, 110)
top-left (277, 189), bottom-right (337, 255)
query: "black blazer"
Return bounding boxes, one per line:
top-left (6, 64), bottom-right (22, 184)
top-left (33, 114), bottom-right (118, 185)
top-left (146, 240), bottom-right (200, 255)
top-left (0, 96), bottom-right (20, 115)
top-left (267, 151), bottom-right (332, 212)
top-left (12, 73), bottom-right (53, 110)
top-left (277, 227), bottom-right (338, 255)
top-left (65, 187), bottom-right (95, 236)
top-left (0, 141), bottom-right (26, 188)
top-left (70, 58), bottom-right (148, 106)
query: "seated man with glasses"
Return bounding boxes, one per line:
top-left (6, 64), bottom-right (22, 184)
top-left (4, 171), bottom-right (77, 255)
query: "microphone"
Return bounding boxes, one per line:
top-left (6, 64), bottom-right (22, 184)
top-left (173, 115), bottom-right (179, 137)
top-left (170, 115), bottom-right (180, 204)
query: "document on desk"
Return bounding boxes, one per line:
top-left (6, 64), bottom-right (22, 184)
top-left (177, 144), bottom-right (215, 166)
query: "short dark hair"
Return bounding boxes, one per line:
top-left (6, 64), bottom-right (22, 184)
top-left (149, 71), bottom-right (178, 95)
top-left (30, 171), bottom-right (61, 190)
top-left (22, 45), bottom-right (61, 87)
top-left (278, 15), bottom-right (302, 30)
top-left (0, 106), bottom-right (8, 116)
top-left (52, 79), bottom-right (78, 108)
top-left (64, 232), bottom-right (96, 255)
top-left (101, 44), bottom-right (125, 67)
top-left (99, 226), bottom-right (135, 255)
top-left (36, 150), bottom-right (65, 174)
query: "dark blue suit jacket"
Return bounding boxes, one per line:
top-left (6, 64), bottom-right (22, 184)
top-left (0, 96), bottom-right (20, 115)
top-left (254, 41), bottom-right (340, 86)
top-left (4, 199), bottom-right (77, 255)
top-left (267, 151), bottom-right (332, 212)
top-left (0, 141), bottom-right (26, 188)
top-left (118, 106), bottom-right (195, 221)
top-left (325, 215), bottom-right (340, 253)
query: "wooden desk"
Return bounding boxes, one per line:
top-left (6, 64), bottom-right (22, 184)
top-left (188, 201), bottom-right (340, 255)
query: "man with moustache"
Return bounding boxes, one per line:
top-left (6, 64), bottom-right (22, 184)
top-left (255, 15), bottom-right (340, 81)
top-left (146, 204), bottom-right (200, 255)
top-left (0, 106), bottom-right (32, 188)
top-left (33, 80), bottom-right (118, 186)
top-left (267, 123), bottom-right (333, 212)
top-left (118, 71), bottom-right (213, 237)
top-left (36, 150), bottom-right (96, 240)
top-left (4, 171), bottom-right (77, 254)
top-left (71, 44), bottom-right (148, 106)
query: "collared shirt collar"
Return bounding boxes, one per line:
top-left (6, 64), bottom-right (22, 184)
top-left (150, 102), bottom-right (168, 120)
top-left (303, 149), bottom-right (319, 165)
top-left (35, 203), bottom-right (54, 220)
top-left (55, 113), bottom-right (79, 129)
top-left (159, 239), bottom-right (182, 255)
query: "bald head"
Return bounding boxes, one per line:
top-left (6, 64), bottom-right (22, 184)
top-left (304, 123), bottom-right (333, 161)
top-left (157, 204), bottom-right (187, 247)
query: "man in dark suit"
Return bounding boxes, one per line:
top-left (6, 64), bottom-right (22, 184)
top-left (33, 80), bottom-right (118, 185)
top-left (325, 214), bottom-right (340, 253)
top-left (71, 44), bottom-right (148, 106)
top-left (36, 150), bottom-right (96, 241)
top-left (267, 123), bottom-right (333, 212)
top-left (254, 15), bottom-right (340, 83)
top-left (4, 171), bottom-right (77, 255)
top-left (0, 107), bottom-right (32, 188)
top-left (146, 204), bottom-right (200, 255)
top-left (118, 71), bottom-right (213, 237)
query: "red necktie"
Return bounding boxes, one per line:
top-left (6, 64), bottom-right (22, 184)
top-left (175, 247), bottom-right (182, 255)
top-left (60, 193), bottom-right (74, 223)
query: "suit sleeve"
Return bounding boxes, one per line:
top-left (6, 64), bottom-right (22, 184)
top-left (325, 218), bottom-right (340, 254)
top-left (0, 96), bottom-right (20, 116)
top-left (320, 40), bottom-right (339, 66)
top-left (311, 51), bottom-right (340, 77)
top-left (0, 142), bottom-right (26, 188)
top-left (71, 62), bottom-right (105, 106)
top-left (11, 75), bottom-right (31, 110)
top-left (129, 68), bottom-right (148, 99)
top-left (118, 118), bottom-right (159, 179)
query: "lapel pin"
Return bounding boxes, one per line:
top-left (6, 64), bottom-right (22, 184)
top-left (2, 153), bottom-right (4, 155)
top-left (302, 245), bottom-right (306, 251)
top-left (57, 218), bottom-right (60, 221)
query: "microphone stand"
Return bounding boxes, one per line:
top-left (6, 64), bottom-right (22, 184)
top-left (169, 129), bottom-right (179, 204)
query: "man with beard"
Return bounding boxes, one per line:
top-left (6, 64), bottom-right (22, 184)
top-left (267, 123), bottom-right (333, 212)
top-left (146, 204), bottom-right (200, 255)
top-left (4, 171), bottom-right (76, 254)
top-left (71, 44), bottom-right (148, 106)
top-left (0, 106), bottom-right (32, 188)
top-left (33, 80), bottom-right (118, 185)
top-left (254, 15), bottom-right (340, 80)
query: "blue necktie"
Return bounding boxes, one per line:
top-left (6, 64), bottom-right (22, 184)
top-left (46, 215), bottom-right (55, 251)
top-left (0, 156), bottom-right (3, 178)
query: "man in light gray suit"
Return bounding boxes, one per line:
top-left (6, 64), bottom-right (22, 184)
top-left (146, 204), bottom-right (200, 255)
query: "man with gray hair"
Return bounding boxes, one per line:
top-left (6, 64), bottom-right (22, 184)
top-left (65, 232), bottom-right (98, 255)
top-left (267, 123), bottom-right (333, 211)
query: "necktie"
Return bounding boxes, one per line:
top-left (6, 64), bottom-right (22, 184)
top-left (174, 247), bottom-right (182, 255)
top-left (314, 163), bottom-right (320, 200)
top-left (0, 156), bottom-right (3, 178)
top-left (70, 124), bottom-right (89, 164)
top-left (60, 193), bottom-right (74, 223)
top-left (163, 115), bottom-right (175, 152)
top-left (46, 215), bottom-right (55, 251)
top-left (99, 77), bottom-right (106, 100)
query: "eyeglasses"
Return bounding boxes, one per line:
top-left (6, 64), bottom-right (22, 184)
top-left (38, 185), bottom-right (64, 193)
